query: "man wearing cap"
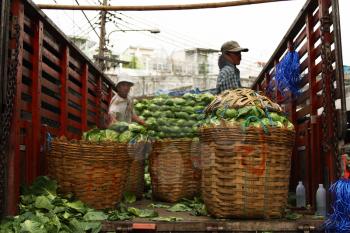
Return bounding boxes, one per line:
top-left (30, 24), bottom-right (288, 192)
top-left (216, 40), bottom-right (249, 94)
top-left (108, 73), bottom-right (145, 125)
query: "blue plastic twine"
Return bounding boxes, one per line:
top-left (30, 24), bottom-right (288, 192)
top-left (275, 50), bottom-right (301, 96)
top-left (324, 179), bottom-right (350, 233)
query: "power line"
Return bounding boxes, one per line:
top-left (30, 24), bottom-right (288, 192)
top-left (74, 0), bottom-right (101, 39)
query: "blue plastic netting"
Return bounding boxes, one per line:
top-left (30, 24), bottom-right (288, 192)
top-left (324, 179), bottom-right (350, 233)
top-left (275, 51), bottom-right (301, 96)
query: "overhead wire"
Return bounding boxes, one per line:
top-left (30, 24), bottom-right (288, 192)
top-left (116, 12), bottom-right (208, 49)
top-left (115, 12), bottom-right (264, 69)
top-left (73, 0), bottom-right (101, 39)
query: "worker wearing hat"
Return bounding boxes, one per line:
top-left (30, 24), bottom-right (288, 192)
top-left (108, 73), bottom-right (145, 125)
top-left (216, 41), bottom-right (248, 94)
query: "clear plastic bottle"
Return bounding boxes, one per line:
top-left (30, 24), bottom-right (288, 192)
top-left (296, 181), bottom-right (306, 208)
top-left (316, 184), bottom-right (327, 216)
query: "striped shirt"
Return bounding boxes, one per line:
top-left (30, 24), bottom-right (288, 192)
top-left (216, 63), bottom-right (241, 94)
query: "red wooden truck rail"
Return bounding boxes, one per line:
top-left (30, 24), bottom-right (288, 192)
top-left (2, 0), bottom-right (117, 216)
top-left (251, 0), bottom-right (345, 208)
top-left (0, 0), bottom-right (346, 225)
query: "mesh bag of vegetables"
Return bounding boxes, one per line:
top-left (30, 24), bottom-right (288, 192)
top-left (135, 93), bottom-right (214, 202)
top-left (199, 88), bottom-right (295, 219)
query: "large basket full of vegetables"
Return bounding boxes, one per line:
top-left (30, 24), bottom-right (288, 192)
top-left (135, 93), bottom-right (213, 202)
top-left (200, 88), bottom-right (295, 219)
top-left (149, 139), bottom-right (201, 203)
top-left (47, 137), bottom-right (131, 210)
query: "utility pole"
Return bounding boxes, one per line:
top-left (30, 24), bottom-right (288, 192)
top-left (97, 0), bottom-right (108, 71)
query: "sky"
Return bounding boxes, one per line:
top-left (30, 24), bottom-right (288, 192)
top-left (32, 0), bottom-right (350, 75)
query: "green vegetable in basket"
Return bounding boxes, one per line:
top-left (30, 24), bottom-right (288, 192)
top-left (128, 123), bottom-right (146, 134)
top-left (109, 122), bottom-right (129, 133)
top-left (173, 98), bottom-right (186, 106)
top-left (118, 131), bottom-right (133, 143)
top-left (103, 129), bottom-right (119, 141)
top-left (287, 121), bottom-right (295, 130)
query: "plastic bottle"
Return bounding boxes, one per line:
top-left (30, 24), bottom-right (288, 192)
top-left (296, 181), bottom-right (306, 208)
top-left (316, 184), bottom-right (327, 216)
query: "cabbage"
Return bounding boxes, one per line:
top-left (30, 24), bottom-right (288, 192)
top-left (118, 131), bottom-right (133, 143)
top-left (103, 129), bottom-right (119, 141)
top-left (108, 122), bottom-right (129, 133)
top-left (128, 123), bottom-right (146, 134)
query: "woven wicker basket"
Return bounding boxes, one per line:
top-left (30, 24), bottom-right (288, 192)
top-left (200, 126), bottom-right (295, 219)
top-left (149, 139), bottom-right (201, 203)
top-left (47, 138), bottom-right (131, 209)
top-left (124, 142), bottom-right (150, 199)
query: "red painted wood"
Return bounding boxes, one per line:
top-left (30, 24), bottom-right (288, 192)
top-left (319, 0), bottom-right (336, 184)
top-left (43, 36), bottom-right (60, 54)
top-left (41, 108), bottom-right (60, 122)
top-left (59, 46), bottom-right (69, 136)
top-left (81, 64), bottom-right (88, 132)
top-left (41, 77), bottom-right (60, 94)
top-left (69, 67), bottom-right (81, 81)
top-left (42, 47), bottom-right (60, 67)
top-left (67, 119), bottom-right (81, 131)
top-left (42, 93), bottom-right (60, 107)
top-left (42, 62), bottom-right (60, 79)
top-left (67, 106), bottom-right (81, 119)
top-left (69, 55), bottom-right (81, 70)
top-left (306, 12), bottom-right (320, 206)
top-left (68, 80), bottom-right (81, 94)
top-left (30, 19), bottom-right (43, 184)
top-left (95, 77), bottom-right (102, 128)
top-left (68, 92), bottom-right (81, 107)
top-left (24, 121), bottom-right (33, 184)
top-left (40, 125), bottom-right (49, 175)
top-left (7, 0), bottom-right (24, 215)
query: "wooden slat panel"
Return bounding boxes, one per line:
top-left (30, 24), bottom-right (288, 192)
top-left (69, 67), bottom-right (81, 81)
top-left (296, 105), bottom-right (311, 119)
top-left (22, 66), bottom-right (31, 79)
top-left (23, 32), bottom-right (32, 45)
top-left (297, 42), bottom-right (308, 58)
top-left (293, 28), bottom-right (306, 50)
top-left (67, 106), bottom-right (81, 119)
top-left (67, 119), bottom-right (81, 131)
top-left (21, 83), bottom-right (31, 95)
top-left (68, 81), bottom-right (81, 94)
top-left (41, 108), bottom-right (59, 122)
top-left (59, 46), bottom-right (69, 136)
top-left (297, 89), bottom-right (310, 105)
top-left (21, 99), bottom-right (31, 112)
top-left (42, 62), bottom-right (60, 79)
top-left (88, 95), bottom-right (96, 105)
top-left (42, 47), bottom-right (60, 67)
top-left (42, 77), bottom-right (60, 94)
top-left (88, 81), bottom-right (96, 92)
top-left (68, 92), bottom-right (81, 106)
top-left (23, 49), bottom-right (32, 62)
top-left (43, 35), bottom-right (60, 53)
top-left (42, 92), bottom-right (60, 107)
top-left (69, 55), bottom-right (81, 70)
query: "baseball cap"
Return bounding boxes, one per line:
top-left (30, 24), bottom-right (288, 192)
top-left (221, 41), bottom-right (249, 53)
top-left (116, 72), bottom-right (134, 87)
